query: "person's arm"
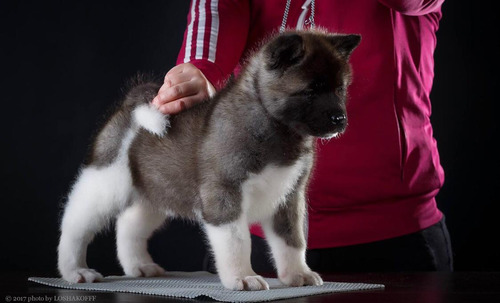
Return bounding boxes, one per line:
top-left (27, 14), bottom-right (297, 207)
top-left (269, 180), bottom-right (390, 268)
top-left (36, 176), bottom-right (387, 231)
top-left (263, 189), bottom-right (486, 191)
top-left (153, 0), bottom-right (250, 114)
top-left (378, 0), bottom-right (444, 16)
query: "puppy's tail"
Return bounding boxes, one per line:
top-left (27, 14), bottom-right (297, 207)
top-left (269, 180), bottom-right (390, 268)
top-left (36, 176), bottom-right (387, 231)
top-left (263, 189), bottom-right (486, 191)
top-left (133, 103), bottom-right (170, 137)
top-left (124, 77), bottom-right (170, 137)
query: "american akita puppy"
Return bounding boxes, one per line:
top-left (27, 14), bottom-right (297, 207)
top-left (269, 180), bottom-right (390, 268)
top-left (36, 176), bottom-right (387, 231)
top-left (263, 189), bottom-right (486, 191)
top-left (58, 30), bottom-right (360, 291)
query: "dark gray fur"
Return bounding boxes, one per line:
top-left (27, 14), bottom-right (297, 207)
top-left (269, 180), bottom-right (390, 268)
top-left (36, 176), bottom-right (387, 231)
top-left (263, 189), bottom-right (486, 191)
top-left (88, 30), bottom-right (360, 248)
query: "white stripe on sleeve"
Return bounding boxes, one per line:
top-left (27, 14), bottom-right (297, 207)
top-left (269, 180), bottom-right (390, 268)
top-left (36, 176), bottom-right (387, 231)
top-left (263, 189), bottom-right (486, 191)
top-left (183, 0), bottom-right (198, 63)
top-left (195, 0), bottom-right (207, 60)
top-left (208, 0), bottom-right (219, 63)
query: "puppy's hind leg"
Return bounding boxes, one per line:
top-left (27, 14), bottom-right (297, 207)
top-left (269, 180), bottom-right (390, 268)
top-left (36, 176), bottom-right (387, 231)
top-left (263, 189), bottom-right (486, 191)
top-left (116, 201), bottom-right (166, 277)
top-left (58, 165), bottom-right (132, 283)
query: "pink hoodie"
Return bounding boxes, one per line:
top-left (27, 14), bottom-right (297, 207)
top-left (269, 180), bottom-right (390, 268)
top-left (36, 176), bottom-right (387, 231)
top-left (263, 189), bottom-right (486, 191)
top-left (177, 0), bottom-right (445, 248)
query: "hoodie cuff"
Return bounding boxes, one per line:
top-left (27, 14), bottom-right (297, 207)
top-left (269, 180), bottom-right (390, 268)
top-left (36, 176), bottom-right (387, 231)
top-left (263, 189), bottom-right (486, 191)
top-left (185, 59), bottom-right (229, 91)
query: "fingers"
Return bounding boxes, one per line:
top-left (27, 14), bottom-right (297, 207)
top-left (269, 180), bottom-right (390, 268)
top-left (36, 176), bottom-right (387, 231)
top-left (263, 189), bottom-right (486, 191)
top-left (152, 63), bottom-right (213, 115)
top-left (161, 72), bottom-right (193, 90)
top-left (155, 79), bottom-right (203, 104)
top-left (156, 94), bottom-right (206, 115)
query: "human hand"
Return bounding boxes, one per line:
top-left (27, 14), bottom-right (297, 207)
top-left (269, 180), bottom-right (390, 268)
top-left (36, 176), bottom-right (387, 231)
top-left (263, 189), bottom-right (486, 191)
top-left (152, 63), bottom-right (216, 115)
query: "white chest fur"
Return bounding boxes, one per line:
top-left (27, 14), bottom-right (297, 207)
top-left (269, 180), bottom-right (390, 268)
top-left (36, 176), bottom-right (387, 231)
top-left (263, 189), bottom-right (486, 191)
top-left (241, 159), bottom-right (305, 224)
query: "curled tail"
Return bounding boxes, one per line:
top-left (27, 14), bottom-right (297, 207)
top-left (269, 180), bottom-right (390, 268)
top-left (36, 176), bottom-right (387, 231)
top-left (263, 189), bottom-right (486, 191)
top-left (125, 79), bottom-right (170, 137)
top-left (133, 103), bottom-right (170, 137)
top-left (85, 78), bottom-right (170, 166)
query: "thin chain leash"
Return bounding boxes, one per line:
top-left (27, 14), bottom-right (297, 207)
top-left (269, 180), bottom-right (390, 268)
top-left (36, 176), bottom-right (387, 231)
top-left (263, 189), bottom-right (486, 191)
top-left (280, 0), bottom-right (292, 33)
top-left (305, 0), bottom-right (315, 28)
top-left (280, 0), bottom-right (316, 33)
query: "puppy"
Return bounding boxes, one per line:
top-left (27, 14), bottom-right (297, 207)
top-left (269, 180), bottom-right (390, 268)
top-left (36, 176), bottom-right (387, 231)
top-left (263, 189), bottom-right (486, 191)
top-left (58, 30), bottom-right (360, 291)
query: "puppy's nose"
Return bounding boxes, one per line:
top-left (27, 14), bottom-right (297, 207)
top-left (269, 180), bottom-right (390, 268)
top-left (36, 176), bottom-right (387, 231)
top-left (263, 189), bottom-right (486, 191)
top-left (331, 114), bottom-right (347, 125)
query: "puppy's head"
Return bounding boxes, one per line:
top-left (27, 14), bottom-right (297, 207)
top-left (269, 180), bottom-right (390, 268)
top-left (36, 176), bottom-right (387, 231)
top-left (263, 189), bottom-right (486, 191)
top-left (258, 30), bottom-right (360, 139)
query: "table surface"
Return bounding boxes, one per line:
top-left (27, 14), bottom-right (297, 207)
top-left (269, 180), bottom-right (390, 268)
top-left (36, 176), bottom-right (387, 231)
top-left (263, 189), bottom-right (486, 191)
top-left (1, 272), bottom-right (499, 303)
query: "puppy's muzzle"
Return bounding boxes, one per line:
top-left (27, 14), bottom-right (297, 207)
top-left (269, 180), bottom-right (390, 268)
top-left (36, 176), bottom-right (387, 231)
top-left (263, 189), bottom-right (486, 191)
top-left (331, 113), bottom-right (347, 126)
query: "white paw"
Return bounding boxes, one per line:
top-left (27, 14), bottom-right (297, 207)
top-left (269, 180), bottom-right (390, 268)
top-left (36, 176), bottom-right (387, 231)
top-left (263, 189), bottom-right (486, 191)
top-left (124, 263), bottom-right (166, 277)
top-left (280, 270), bottom-right (323, 287)
top-left (222, 275), bottom-right (270, 291)
top-left (62, 268), bottom-right (104, 283)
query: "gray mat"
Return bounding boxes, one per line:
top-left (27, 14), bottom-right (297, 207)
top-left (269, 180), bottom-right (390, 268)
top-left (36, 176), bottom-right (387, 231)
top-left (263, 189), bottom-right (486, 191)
top-left (29, 271), bottom-right (384, 302)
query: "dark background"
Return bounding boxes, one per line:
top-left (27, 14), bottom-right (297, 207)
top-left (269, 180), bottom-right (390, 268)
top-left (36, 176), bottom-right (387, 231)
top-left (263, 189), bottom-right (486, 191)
top-left (2, 1), bottom-right (499, 276)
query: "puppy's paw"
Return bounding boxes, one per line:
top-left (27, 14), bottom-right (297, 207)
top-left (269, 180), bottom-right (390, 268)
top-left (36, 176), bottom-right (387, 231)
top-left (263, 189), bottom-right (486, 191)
top-left (223, 275), bottom-right (270, 291)
top-left (62, 268), bottom-right (103, 283)
top-left (280, 270), bottom-right (323, 287)
top-left (125, 263), bottom-right (166, 277)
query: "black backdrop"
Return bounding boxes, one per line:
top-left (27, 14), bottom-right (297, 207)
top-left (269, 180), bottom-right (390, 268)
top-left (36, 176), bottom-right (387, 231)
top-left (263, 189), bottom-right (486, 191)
top-left (3, 1), bottom-right (499, 276)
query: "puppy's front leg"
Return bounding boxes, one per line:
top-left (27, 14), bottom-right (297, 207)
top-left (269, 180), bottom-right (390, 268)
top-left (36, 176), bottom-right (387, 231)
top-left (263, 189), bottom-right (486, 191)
top-left (261, 186), bottom-right (323, 287)
top-left (204, 218), bottom-right (269, 291)
top-left (201, 182), bottom-right (269, 291)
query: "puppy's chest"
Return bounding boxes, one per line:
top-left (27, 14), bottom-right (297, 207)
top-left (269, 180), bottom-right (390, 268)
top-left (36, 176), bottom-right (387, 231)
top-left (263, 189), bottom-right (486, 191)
top-left (241, 159), bottom-right (307, 223)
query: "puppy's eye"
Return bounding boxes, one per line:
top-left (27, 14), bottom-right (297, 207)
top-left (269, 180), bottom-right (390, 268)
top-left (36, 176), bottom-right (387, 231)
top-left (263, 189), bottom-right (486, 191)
top-left (303, 89), bottom-right (315, 98)
top-left (312, 81), bottom-right (328, 91)
top-left (335, 87), bottom-right (346, 95)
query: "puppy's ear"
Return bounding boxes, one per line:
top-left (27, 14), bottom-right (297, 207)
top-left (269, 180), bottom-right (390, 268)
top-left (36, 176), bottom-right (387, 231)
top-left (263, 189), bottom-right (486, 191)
top-left (266, 33), bottom-right (305, 70)
top-left (328, 34), bottom-right (361, 59)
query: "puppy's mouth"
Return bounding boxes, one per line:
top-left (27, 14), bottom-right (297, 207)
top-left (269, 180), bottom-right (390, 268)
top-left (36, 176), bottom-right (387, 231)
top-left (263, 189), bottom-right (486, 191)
top-left (290, 120), bottom-right (347, 139)
top-left (319, 124), bottom-right (347, 139)
top-left (320, 131), bottom-right (342, 139)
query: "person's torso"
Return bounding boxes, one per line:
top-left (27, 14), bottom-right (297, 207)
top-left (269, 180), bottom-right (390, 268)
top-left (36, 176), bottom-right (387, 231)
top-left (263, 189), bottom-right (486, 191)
top-left (246, 0), bottom-right (444, 247)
